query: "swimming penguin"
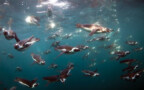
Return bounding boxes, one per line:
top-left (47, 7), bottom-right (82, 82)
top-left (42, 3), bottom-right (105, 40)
top-left (133, 47), bottom-right (143, 52)
top-left (2, 28), bottom-right (18, 40)
top-left (9, 86), bottom-right (16, 90)
top-left (14, 36), bottom-right (40, 51)
top-left (55, 45), bottom-right (80, 59)
top-left (47, 5), bottom-right (53, 17)
top-left (120, 59), bottom-right (136, 65)
top-left (15, 77), bottom-right (39, 88)
top-left (25, 16), bottom-right (40, 26)
top-left (122, 65), bottom-right (138, 72)
top-left (15, 66), bottom-right (22, 72)
top-left (51, 41), bottom-right (60, 48)
top-left (126, 41), bottom-right (138, 46)
top-left (55, 45), bottom-right (80, 54)
top-left (113, 51), bottom-right (130, 60)
top-left (82, 69), bottom-right (100, 77)
top-left (121, 69), bottom-right (144, 81)
top-left (43, 75), bottom-right (60, 85)
top-left (48, 64), bottom-right (58, 69)
top-left (31, 53), bottom-right (45, 65)
top-left (59, 63), bottom-right (74, 83)
top-left (76, 24), bottom-right (113, 36)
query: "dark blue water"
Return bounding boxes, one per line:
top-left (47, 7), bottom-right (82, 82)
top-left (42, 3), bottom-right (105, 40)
top-left (0, 0), bottom-right (144, 90)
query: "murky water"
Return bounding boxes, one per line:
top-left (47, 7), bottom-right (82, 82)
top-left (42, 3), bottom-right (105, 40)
top-left (0, 0), bottom-right (144, 90)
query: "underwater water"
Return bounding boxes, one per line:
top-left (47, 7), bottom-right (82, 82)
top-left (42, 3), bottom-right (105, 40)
top-left (0, 0), bottom-right (144, 90)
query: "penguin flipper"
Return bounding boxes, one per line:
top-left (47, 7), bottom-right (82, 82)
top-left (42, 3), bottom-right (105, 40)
top-left (89, 29), bottom-right (98, 36)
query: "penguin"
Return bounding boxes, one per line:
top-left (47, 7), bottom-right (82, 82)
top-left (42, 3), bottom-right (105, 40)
top-left (15, 77), bottom-right (39, 88)
top-left (76, 24), bottom-right (113, 36)
top-left (31, 53), bottom-right (45, 65)
top-left (14, 36), bottom-right (40, 51)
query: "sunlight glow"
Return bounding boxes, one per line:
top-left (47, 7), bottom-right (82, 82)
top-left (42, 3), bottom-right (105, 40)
top-left (49, 0), bottom-right (58, 4)
top-left (40, 0), bottom-right (69, 9)
top-left (36, 11), bottom-right (47, 14)
top-left (36, 4), bottom-right (43, 8)
top-left (25, 16), bottom-right (31, 23)
top-left (49, 22), bottom-right (56, 29)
